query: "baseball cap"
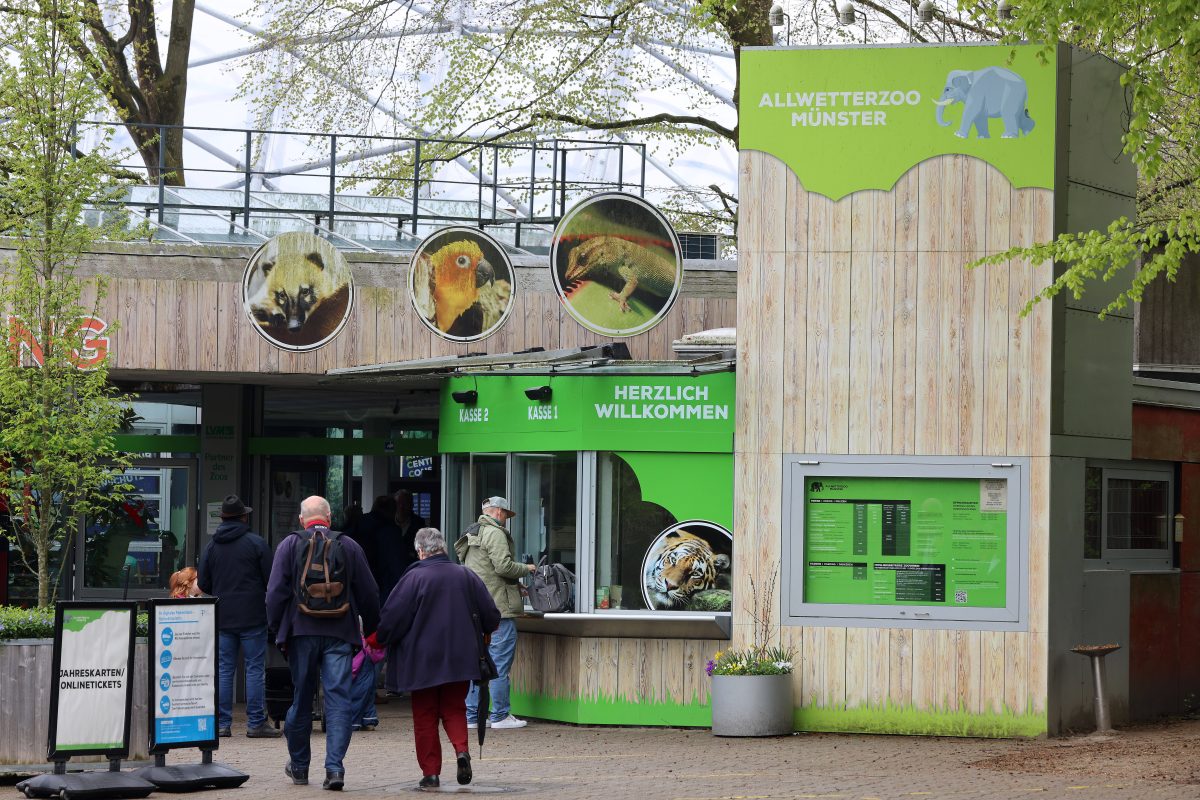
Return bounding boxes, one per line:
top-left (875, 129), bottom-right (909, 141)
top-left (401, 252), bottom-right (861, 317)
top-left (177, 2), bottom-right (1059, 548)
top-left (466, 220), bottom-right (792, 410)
top-left (482, 496), bottom-right (516, 517)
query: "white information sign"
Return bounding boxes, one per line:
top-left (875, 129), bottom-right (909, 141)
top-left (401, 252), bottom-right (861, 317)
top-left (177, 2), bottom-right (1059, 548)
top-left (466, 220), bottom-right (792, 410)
top-left (151, 599), bottom-right (218, 748)
top-left (52, 605), bottom-right (134, 754)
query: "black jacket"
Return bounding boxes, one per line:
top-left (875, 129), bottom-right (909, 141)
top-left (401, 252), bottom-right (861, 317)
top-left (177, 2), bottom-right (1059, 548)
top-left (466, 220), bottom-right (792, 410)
top-left (198, 520), bottom-right (272, 631)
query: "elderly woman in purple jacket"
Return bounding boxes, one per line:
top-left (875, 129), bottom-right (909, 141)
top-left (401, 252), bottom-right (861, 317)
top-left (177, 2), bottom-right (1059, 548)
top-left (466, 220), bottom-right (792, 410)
top-left (371, 527), bottom-right (500, 789)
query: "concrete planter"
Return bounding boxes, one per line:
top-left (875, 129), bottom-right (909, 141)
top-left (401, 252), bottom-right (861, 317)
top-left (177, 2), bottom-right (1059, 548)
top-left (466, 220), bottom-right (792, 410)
top-left (0, 639), bottom-right (148, 766)
top-left (711, 674), bottom-right (794, 737)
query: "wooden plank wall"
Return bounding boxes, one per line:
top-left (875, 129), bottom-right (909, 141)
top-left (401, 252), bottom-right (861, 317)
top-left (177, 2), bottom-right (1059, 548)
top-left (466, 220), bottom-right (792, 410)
top-left (91, 270), bottom-right (736, 374)
top-left (735, 151), bottom-right (1052, 725)
top-left (513, 633), bottom-right (727, 706)
top-left (0, 641), bottom-right (148, 764)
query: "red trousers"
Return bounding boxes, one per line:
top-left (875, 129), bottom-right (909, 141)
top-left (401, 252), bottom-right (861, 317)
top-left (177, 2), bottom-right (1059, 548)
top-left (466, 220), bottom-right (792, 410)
top-left (410, 681), bottom-right (470, 777)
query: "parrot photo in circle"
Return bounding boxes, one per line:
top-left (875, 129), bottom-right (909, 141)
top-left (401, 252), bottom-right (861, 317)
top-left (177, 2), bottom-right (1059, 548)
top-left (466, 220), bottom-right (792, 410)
top-left (412, 238), bottom-right (512, 338)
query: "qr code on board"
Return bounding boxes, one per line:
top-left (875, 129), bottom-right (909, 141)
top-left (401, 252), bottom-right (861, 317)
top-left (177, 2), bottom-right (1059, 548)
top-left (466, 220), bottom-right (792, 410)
top-left (954, 590), bottom-right (968, 604)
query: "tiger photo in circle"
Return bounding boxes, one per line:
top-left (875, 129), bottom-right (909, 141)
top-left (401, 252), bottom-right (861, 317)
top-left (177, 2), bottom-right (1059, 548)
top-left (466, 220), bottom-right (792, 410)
top-left (640, 521), bottom-right (733, 612)
top-left (243, 231), bottom-right (353, 351)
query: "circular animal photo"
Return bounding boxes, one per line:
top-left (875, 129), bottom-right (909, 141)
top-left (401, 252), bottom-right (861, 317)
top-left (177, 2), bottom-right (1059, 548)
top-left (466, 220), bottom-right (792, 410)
top-left (641, 520), bottom-right (733, 612)
top-left (409, 227), bottom-right (517, 342)
top-left (243, 231), bottom-right (353, 351)
top-left (550, 192), bottom-right (683, 337)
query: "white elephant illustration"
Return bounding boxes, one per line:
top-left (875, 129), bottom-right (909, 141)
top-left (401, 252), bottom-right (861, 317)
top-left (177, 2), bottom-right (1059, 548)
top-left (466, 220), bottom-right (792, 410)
top-left (934, 66), bottom-right (1035, 140)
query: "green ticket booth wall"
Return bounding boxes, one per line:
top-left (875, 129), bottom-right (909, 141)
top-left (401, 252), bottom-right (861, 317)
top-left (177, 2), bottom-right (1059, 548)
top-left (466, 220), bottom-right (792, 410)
top-left (438, 371), bottom-right (735, 725)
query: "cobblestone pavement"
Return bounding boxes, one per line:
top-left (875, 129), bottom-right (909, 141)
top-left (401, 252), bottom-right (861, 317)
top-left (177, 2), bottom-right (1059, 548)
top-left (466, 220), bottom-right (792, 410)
top-left (173, 699), bottom-right (1200, 800)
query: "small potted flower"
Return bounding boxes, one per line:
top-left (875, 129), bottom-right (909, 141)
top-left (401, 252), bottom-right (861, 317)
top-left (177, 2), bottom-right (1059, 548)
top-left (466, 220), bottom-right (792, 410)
top-left (707, 570), bottom-right (796, 736)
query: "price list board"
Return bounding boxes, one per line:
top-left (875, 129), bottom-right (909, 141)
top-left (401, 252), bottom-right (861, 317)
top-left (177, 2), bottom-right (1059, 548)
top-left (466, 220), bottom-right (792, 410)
top-left (802, 476), bottom-right (1007, 608)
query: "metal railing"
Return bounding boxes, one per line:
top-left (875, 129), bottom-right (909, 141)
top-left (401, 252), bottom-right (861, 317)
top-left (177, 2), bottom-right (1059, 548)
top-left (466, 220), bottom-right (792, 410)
top-left (81, 121), bottom-right (648, 253)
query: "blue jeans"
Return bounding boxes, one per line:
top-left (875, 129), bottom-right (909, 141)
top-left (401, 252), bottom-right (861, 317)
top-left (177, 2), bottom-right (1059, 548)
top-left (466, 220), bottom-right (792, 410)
top-left (466, 618), bottom-right (517, 723)
top-left (218, 626), bottom-right (267, 730)
top-left (350, 659), bottom-right (379, 727)
top-left (284, 636), bottom-right (353, 772)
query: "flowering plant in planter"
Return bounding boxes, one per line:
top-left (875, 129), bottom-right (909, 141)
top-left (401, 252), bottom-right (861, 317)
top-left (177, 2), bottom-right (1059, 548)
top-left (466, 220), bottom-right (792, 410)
top-left (706, 644), bottom-right (795, 676)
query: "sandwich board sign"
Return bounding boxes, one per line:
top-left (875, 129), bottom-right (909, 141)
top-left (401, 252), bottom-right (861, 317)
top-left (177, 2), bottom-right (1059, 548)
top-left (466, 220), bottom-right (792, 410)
top-left (136, 597), bottom-right (248, 791)
top-left (17, 601), bottom-right (155, 799)
top-left (149, 597), bottom-right (219, 749)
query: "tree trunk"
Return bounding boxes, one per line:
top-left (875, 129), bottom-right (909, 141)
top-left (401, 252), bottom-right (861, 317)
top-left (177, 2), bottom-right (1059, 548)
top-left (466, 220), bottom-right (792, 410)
top-left (36, 539), bottom-right (50, 609)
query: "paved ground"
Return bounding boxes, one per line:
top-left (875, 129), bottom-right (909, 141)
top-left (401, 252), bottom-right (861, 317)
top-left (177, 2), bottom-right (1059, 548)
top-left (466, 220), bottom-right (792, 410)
top-left (157, 699), bottom-right (1200, 800)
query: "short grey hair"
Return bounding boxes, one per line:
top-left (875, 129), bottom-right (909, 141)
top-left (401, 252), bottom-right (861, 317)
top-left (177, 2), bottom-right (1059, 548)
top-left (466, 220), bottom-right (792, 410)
top-left (414, 527), bottom-right (446, 555)
top-left (300, 495), bottom-right (331, 522)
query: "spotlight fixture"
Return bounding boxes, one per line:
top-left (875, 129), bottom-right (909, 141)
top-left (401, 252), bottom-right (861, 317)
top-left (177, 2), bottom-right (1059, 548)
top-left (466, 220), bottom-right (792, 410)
top-left (836, 0), bottom-right (856, 25)
top-left (768, 4), bottom-right (784, 26)
top-left (997, 0), bottom-right (1014, 19)
top-left (524, 385), bottom-right (553, 402)
top-left (917, 0), bottom-right (935, 23)
top-left (451, 390), bottom-right (478, 405)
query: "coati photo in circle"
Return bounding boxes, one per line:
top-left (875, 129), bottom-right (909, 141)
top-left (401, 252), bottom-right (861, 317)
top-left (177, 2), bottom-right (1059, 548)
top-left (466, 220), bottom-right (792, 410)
top-left (408, 226), bottom-right (517, 342)
top-left (640, 520), bottom-right (733, 612)
top-left (550, 192), bottom-right (683, 338)
top-left (243, 231), bottom-right (353, 351)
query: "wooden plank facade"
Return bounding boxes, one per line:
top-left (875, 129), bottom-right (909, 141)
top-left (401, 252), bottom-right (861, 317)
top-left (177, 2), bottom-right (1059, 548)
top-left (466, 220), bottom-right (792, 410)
top-left (58, 244), bottom-right (737, 377)
top-left (735, 151), bottom-right (1054, 736)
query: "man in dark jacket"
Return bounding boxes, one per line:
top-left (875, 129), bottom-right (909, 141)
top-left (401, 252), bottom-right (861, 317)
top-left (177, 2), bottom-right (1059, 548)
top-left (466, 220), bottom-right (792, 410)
top-left (267, 495), bottom-right (380, 792)
top-left (372, 527), bottom-right (499, 789)
top-left (198, 494), bottom-right (279, 739)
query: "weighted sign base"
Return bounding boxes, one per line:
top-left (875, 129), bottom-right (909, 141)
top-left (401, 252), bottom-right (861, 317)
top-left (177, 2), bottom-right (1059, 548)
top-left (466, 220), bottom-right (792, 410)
top-left (16, 770), bottom-right (156, 800)
top-left (132, 756), bottom-right (249, 792)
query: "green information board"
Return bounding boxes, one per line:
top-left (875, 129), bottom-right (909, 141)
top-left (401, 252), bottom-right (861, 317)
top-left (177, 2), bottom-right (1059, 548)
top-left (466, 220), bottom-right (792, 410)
top-left (803, 475), bottom-right (1007, 608)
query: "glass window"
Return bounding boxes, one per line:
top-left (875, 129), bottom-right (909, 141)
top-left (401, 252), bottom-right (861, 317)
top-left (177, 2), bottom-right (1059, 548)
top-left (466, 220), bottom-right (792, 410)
top-left (443, 454), bottom-right (507, 542)
top-left (510, 453), bottom-right (577, 574)
top-left (1084, 463), bottom-right (1173, 567)
top-left (83, 466), bottom-right (191, 592)
top-left (595, 453), bottom-right (677, 611)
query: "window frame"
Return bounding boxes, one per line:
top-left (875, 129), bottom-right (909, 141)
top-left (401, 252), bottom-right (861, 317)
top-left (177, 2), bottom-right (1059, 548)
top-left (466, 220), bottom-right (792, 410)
top-left (1085, 460), bottom-right (1174, 570)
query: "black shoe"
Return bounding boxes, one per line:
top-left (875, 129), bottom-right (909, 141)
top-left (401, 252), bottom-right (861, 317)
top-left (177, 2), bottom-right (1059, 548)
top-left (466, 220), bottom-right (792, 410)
top-left (323, 770), bottom-right (344, 791)
top-left (418, 775), bottom-right (440, 789)
top-left (285, 762), bottom-right (309, 786)
top-left (456, 751), bottom-right (472, 785)
top-left (247, 723), bottom-right (282, 738)
top-left (217, 727), bottom-right (231, 738)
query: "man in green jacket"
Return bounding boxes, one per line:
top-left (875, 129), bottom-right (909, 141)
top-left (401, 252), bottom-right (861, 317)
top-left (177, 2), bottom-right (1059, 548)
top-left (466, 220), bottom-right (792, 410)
top-left (455, 496), bottom-right (536, 729)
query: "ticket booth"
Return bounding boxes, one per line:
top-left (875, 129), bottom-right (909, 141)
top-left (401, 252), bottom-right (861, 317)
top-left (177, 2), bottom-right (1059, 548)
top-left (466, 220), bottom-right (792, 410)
top-left (438, 369), bottom-right (735, 725)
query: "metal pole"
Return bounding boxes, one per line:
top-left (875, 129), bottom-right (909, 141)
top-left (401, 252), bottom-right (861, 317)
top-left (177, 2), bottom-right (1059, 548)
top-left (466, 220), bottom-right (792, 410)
top-left (412, 139), bottom-right (421, 235)
top-left (639, 144), bottom-right (646, 197)
top-left (157, 126), bottom-right (166, 225)
top-left (1090, 654), bottom-right (1114, 734)
top-left (491, 145), bottom-right (499, 224)
top-left (529, 142), bottom-right (537, 223)
top-left (328, 134), bottom-right (337, 235)
top-left (558, 145), bottom-right (567, 220)
top-left (243, 130), bottom-right (252, 229)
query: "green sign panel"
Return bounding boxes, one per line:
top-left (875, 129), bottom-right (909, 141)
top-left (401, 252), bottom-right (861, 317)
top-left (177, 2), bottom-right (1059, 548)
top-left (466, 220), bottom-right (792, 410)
top-left (803, 476), bottom-right (1007, 607)
top-left (740, 44), bottom-right (1057, 199)
top-left (438, 373), bottom-right (734, 454)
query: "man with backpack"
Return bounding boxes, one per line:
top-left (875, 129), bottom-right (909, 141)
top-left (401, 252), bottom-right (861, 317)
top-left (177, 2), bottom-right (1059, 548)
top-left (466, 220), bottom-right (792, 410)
top-left (267, 495), bottom-right (380, 791)
top-left (455, 496), bottom-right (536, 730)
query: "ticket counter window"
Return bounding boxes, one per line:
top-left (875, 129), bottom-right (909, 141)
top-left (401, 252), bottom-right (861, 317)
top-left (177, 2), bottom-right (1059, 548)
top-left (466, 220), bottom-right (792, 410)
top-left (443, 454), bottom-right (506, 543)
top-left (510, 453), bottom-right (577, 574)
top-left (594, 452), bottom-right (733, 613)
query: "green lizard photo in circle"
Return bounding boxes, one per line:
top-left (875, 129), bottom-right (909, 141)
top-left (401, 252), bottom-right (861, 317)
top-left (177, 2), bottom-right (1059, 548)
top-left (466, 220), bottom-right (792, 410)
top-left (550, 192), bottom-right (683, 337)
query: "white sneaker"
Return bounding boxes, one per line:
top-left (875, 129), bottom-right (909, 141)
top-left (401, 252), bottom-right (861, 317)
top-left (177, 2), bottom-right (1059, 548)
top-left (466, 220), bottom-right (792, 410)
top-left (466, 721), bottom-right (478, 730)
top-left (488, 714), bottom-right (527, 729)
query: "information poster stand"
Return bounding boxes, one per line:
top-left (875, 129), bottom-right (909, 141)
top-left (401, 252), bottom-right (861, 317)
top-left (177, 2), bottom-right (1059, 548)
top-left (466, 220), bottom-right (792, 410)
top-left (16, 601), bottom-right (155, 799)
top-left (131, 598), bottom-right (248, 792)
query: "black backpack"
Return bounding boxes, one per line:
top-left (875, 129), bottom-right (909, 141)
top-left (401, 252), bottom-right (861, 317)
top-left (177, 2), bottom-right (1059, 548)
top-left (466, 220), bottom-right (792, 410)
top-left (528, 558), bottom-right (575, 613)
top-left (294, 526), bottom-right (350, 618)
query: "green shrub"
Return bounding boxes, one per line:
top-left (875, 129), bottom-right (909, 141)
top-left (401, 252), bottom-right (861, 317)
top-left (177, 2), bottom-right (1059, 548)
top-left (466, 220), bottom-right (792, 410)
top-left (0, 606), bottom-right (150, 640)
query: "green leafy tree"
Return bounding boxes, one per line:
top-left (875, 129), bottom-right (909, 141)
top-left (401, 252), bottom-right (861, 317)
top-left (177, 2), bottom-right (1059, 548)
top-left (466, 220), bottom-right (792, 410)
top-left (0, 0), bottom-right (135, 607)
top-left (971, 4), bottom-right (1199, 314)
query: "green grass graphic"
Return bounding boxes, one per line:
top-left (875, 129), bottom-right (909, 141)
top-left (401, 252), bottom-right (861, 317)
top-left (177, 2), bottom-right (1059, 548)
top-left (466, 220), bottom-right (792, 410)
top-left (511, 690), bottom-right (1044, 737)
